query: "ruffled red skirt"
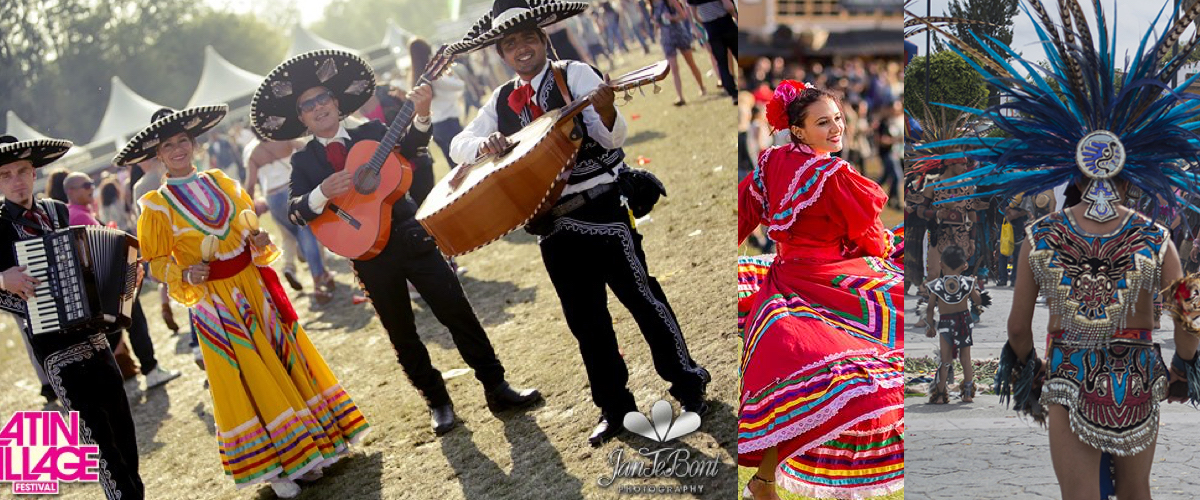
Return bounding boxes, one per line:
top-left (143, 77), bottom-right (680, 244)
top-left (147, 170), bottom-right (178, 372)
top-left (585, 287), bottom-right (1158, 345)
top-left (738, 252), bottom-right (905, 499)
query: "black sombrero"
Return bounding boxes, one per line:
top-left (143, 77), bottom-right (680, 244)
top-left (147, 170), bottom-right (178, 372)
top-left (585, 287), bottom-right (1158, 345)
top-left (251, 50), bottom-right (375, 141)
top-left (113, 105), bottom-right (227, 166)
top-left (0, 135), bottom-right (72, 169)
top-left (446, 0), bottom-right (589, 56)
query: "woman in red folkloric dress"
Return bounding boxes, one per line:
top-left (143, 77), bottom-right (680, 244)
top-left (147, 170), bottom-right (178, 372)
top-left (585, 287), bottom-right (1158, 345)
top-left (737, 81), bottom-right (904, 499)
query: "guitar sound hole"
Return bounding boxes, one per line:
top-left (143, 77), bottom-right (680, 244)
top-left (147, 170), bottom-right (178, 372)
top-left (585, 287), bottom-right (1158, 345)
top-left (354, 168), bottom-right (381, 195)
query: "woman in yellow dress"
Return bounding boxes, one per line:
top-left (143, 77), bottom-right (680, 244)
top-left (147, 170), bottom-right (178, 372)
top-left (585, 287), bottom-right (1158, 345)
top-left (114, 106), bottom-right (368, 498)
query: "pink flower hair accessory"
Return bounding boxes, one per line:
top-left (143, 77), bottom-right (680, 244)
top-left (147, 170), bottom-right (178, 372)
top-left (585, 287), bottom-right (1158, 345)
top-left (766, 80), bottom-right (817, 132)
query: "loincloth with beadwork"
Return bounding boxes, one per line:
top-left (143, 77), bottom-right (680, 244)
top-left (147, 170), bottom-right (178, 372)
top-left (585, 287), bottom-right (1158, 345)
top-left (1041, 329), bottom-right (1167, 456)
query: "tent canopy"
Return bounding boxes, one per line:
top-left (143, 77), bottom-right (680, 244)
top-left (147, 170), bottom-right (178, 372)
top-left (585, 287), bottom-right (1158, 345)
top-left (186, 46), bottom-right (265, 108)
top-left (90, 76), bottom-right (168, 145)
top-left (4, 110), bottom-right (48, 140)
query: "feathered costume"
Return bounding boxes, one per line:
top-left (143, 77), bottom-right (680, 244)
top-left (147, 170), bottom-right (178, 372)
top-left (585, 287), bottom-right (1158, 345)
top-left (738, 80), bottom-right (904, 498)
top-left (909, 0), bottom-right (1200, 453)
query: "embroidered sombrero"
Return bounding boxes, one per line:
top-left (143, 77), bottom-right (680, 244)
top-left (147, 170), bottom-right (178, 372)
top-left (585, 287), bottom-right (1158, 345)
top-left (251, 50), bottom-right (375, 141)
top-left (113, 105), bottom-right (227, 166)
top-left (0, 135), bottom-right (72, 169)
top-left (446, 0), bottom-right (589, 56)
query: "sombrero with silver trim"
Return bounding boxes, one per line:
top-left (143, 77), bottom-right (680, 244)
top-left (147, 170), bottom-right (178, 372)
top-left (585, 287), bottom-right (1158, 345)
top-left (446, 0), bottom-right (589, 56)
top-left (251, 50), bottom-right (375, 141)
top-left (113, 105), bottom-right (227, 166)
top-left (0, 135), bottom-right (72, 169)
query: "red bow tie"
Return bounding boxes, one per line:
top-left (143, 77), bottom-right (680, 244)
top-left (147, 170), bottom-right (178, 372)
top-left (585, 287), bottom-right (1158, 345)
top-left (325, 140), bottom-right (347, 173)
top-left (507, 83), bottom-right (544, 119)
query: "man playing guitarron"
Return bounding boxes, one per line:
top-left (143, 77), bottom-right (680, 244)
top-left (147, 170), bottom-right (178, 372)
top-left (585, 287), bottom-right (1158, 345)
top-left (448, 0), bottom-right (711, 446)
top-left (250, 49), bottom-right (542, 437)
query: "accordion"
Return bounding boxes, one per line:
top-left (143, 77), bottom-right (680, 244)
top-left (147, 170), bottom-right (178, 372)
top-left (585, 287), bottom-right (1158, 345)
top-left (0, 227), bottom-right (142, 336)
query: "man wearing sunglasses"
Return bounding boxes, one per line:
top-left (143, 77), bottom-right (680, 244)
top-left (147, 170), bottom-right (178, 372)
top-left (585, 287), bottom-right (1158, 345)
top-left (64, 171), bottom-right (181, 393)
top-left (252, 50), bottom-right (542, 437)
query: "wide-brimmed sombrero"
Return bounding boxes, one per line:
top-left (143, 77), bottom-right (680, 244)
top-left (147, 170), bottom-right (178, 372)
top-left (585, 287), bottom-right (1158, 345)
top-left (446, 0), bottom-right (589, 56)
top-left (113, 105), bottom-right (227, 166)
top-left (0, 135), bottom-right (72, 169)
top-left (251, 50), bottom-right (375, 141)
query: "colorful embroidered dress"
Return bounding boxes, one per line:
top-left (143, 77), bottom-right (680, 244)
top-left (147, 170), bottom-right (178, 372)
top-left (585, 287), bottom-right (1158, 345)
top-left (137, 169), bottom-right (369, 487)
top-left (1028, 209), bottom-right (1169, 455)
top-left (737, 143), bottom-right (904, 498)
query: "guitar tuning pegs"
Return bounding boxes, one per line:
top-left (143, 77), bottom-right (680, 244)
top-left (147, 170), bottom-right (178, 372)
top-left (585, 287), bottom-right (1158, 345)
top-left (623, 90), bottom-right (634, 103)
top-left (653, 82), bottom-right (662, 95)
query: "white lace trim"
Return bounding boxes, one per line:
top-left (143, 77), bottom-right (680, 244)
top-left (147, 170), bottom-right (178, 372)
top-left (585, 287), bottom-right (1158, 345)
top-left (766, 159), bottom-right (846, 234)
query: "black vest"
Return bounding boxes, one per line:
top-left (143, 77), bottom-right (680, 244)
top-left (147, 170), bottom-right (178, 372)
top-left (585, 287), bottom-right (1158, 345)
top-left (495, 61), bottom-right (625, 186)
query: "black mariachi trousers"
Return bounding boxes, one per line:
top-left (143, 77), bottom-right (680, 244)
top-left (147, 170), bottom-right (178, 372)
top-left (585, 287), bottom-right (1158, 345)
top-left (32, 332), bottom-right (144, 500)
top-left (352, 219), bottom-right (506, 408)
top-left (539, 189), bottom-right (708, 419)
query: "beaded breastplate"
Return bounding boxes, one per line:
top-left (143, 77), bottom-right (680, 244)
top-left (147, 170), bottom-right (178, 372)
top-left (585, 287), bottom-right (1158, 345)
top-left (926, 276), bottom-right (975, 305)
top-left (1028, 210), bottom-right (1167, 346)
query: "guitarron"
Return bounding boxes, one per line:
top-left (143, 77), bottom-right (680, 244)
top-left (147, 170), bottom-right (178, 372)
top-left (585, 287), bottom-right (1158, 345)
top-left (416, 61), bottom-right (670, 256)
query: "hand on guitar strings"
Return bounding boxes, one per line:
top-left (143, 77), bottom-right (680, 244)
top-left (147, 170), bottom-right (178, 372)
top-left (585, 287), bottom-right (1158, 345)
top-left (1, 265), bottom-right (39, 300)
top-left (478, 132), bottom-right (513, 157)
top-left (184, 263), bottom-right (211, 285)
top-left (249, 231), bottom-right (273, 249)
top-left (321, 170), bottom-right (355, 199)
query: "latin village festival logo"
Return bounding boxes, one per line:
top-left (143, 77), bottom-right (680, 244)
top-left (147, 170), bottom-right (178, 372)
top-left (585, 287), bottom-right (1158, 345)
top-left (0, 412), bottom-right (99, 495)
top-left (597, 400), bottom-right (720, 495)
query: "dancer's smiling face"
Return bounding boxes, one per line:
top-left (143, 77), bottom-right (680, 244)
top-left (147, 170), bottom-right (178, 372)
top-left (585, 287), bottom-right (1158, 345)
top-left (156, 132), bottom-right (196, 178)
top-left (791, 97), bottom-right (844, 155)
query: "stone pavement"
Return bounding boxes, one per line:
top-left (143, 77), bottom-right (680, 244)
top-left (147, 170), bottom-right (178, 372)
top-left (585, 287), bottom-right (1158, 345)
top-left (904, 285), bottom-right (1200, 498)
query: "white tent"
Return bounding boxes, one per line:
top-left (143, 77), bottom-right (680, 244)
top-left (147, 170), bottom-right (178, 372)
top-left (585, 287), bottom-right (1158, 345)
top-left (90, 76), bottom-right (168, 146)
top-left (4, 111), bottom-right (48, 139)
top-left (287, 25), bottom-right (359, 58)
top-left (186, 46), bottom-right (265, 108)
top-left (3, 111), bottom-right (83, 157)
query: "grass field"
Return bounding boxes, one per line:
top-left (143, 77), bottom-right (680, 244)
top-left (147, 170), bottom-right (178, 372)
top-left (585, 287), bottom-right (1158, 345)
top-left (0, 51), bottom-right (739, 499)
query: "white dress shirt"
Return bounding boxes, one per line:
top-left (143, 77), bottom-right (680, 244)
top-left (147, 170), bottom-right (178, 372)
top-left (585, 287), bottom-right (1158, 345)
top-left (431, 76), bottom-right (466, 124)
top-left (449, 59), bottom-right (628, 195)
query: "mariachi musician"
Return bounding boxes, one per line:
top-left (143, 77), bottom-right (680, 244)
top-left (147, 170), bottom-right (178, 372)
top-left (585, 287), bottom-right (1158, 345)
top-left (447, 0), bottom-right (711, 446)
top-left (0, 135), bottom-right (144, 499)
top-left (250, 50), bottom-right (541, 436)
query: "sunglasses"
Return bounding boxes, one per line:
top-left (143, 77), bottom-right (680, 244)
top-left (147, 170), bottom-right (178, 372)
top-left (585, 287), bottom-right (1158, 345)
top-left (298, 91), bottom-right (334, 114)
top-left (71, 182), bottom-right (94, 189)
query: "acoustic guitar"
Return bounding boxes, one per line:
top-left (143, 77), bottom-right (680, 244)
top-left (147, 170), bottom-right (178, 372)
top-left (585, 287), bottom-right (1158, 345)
top-left (416, 61), bottom-right (671, 256)
top-left (309, 46), bottom-right (456, 260)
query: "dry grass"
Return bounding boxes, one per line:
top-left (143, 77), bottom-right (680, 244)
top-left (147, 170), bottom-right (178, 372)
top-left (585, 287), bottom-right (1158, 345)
top-left (0, 51), bottom-right (738, 499)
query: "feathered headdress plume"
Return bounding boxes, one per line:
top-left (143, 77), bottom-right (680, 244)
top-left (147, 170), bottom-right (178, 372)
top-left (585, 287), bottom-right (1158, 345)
top-left (908, 0), bottom-right (1200, 221)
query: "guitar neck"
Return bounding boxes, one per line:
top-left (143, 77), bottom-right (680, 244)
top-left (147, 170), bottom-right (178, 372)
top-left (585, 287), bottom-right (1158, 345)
top-left (369, 53), bottom-right (449, 171)
top-left (372, 100), bottom-right (417, 170)
top-left (557, 77), bottom-right (658, 122)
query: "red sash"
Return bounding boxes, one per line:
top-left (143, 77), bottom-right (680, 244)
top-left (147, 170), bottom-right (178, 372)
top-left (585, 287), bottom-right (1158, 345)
top-left (206, 247), bottom-right (299, 324)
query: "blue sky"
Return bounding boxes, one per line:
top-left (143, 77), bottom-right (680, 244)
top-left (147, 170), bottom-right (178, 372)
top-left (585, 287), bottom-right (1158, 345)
top-left (908, 0), bottom-right (1194, 65)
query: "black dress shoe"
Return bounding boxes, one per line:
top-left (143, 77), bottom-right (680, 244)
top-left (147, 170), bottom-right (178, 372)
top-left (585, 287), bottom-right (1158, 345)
top-left (484, 382), bottom-right (543, 413)
top-left (431, 403), bottom-right (458, 436)
top-left (681, 399), bottom-right (710, 416)
top-left (588, 415), bottom-right (624, 447)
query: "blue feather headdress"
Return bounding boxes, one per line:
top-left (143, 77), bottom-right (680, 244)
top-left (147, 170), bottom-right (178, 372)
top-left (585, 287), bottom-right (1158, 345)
top-left (909, 0), bottom-right (1200, 221)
